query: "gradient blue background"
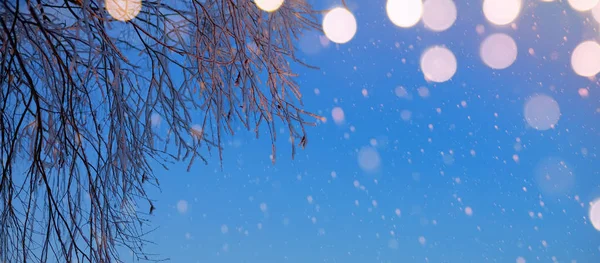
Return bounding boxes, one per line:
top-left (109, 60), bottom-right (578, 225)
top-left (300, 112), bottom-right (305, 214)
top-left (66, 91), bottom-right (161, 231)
top-left (139, 0), bottom-right (600, 262)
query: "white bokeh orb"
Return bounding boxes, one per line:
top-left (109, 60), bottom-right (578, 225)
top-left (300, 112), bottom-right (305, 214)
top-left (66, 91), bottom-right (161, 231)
top-left (254, 0), bottom-right (284, 12)
top-left (387, 0), bottom-right (424, 28)
top-left (567, 0), bottom-right (599, 11)
top-left (534, 157), bottom-right (574, 197)
top-left (483, 0), bottom-right (521, 26)
top-left (590, 200), bottom-right (600, 231)
top-left (331, 107), bottom-right (345, 124)
top-left (422, 0), bottom-right (457, 32)
top-left (176, 200), bottom-right (189, 214)
top-left (571, 41), bottom-right (600, 77)
top-left (480, 33), bottom-right (518, 69)
top-left (524, 94), bottom-right (561, 131)
top-left (105, 0), bottom-right (142, 22)
top-left (323, 7), bottom-right (357, 44)
top-left (420, 46), bottom-right (457, 83)
top-left (358, 147), bottom-right (381, 172)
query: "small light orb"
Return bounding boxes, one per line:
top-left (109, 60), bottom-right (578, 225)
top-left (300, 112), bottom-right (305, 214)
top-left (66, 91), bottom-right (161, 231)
top-left (105, 0), bottom-right (142, 22)
top-left (590, 200), bottom-right (600, 231)
top-left (387, 0), bottom-right (424, 28)
top-left (422, 0), bottom-right (457, 32)
top-left (579, 88), bottom-right (590, 98)
top-left (483, 0), bottom-right (521, 26)
top-left (524, 94), bottom-right (560, 131)
top-left (465, 206), bottom-right (473, 216)
top-left (358, 146), bottom-right (381, 172)
top-left (254, 0), bottom-right (284, 12)
top-left (568, 0), bottom-right (599, 11)
top-left (516, 257), bottom-right (526, 263)
top-left (323, 7), bottom-right (357, 44)
top-left (480, 33), bottom-right (518, 69)
top-left (420, 46), bottom-right (457, 83)
top-left (571, 41), bottom-right (600, 77)
top-left (176, 200), bottom-right (188, 214)
top-left (260, 202), bottom-right (268, 212)
top-left (331, 107), bottom-right (345, 124)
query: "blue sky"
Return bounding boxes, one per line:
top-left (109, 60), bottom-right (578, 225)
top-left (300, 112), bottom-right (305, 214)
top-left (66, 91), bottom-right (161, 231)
top-left (140, 0), bottom-right (600, 262)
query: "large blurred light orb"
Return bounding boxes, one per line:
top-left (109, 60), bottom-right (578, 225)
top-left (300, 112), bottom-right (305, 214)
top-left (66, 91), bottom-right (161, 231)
top-left (568, 0), bottom-right (599, 11)
top-left (591, 200), bottom-right (600, 231)
top-left (106, 0), bottom-right (142, 21)
top-left (422, 0), bottom-right (457, 32)
top-left (420, 46), bottom-right (457, 83)
top-left (482, 0), bottom-right (521, 26)
top-left (480, 33), bottom-right (518, 69)
top-left (571, 41), bottom-right (600, 77)
top-left (524, 94), bottom-right (560, 131)
top-left (534, 157), bottom-right (574, 197)
top-left (254, 0), bottom-right (284, 12)
top-left (323, 7), bottom-right (357, 44)
top-left (387, 0), bottom-right (424, 28)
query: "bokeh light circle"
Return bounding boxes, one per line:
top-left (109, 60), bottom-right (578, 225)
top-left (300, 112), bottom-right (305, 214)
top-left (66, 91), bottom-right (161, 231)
top-left (387, 0), bottom-right (424, 28)
top-left (567, 0), bottom-right (599, 11)
top-left (483, 0), bottom-right (521, 26)
top-left (571, 41), bottom-right (600, 77)
top-left (254, 0), bottom-right (284, 12)
top-left (524, 94), bottom-right (561, 131)
top-left (323, 7), bottom-right (357, 44)
top-left (480, 33), bottom-right (518, 69)
top-left (420, 46), bottom-right (457, 83)
top-left (590, 200), bottom-right (600, 231)
top-left (534, 157), bottom-right (574, 197)
top-left (105, 0), bottom-right (142, 22)
top-left (358, 147), bottom-right (381, 172)
top-left (422, 0), bottom-right (457, 32)
top-left (331, 107), bottom-right (345, 124)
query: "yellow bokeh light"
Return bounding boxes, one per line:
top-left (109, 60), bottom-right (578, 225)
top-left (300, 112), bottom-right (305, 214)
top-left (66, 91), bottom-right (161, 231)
top-left (386, 0), bottom-right (424, 28)
top-left (254, 0), bottom-right (284, 12)
top-left (420, 46), bottom-right (457, 83)
top-left (105, 0), bottom-right (142, 22)
top-left (480, 33), bottom-right (518, 69)
top-left (590, 200), bottom-right (600, 231)
top-left (423, 0), bottom-right (457, 32)
top-left (568, 0), bottom-right (599, 11)
top-left (483, 0), bottom-right (521, 26)
top-left (323, 7), bottom-right (357, 44)
top-left (571, 41), bottom-right (600, 77)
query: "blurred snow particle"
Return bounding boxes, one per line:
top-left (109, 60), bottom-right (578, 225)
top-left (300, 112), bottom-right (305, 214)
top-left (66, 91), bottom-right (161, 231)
top-left (465, 206), bottom-right (473, 216)
top-left (418, 236), bottom-right (427, 245)
top-left (151, 113), bottom-right (161, 128)
top-left (307, 195), bottom-right (314, 204)
top-left (578, 88), bottom-right (589, 98)
top-left (331, 107), bottom-right (345, 124)
top-left (176, 200), bottom-right (188, 214)
top-left (259, 202), bottom-right (268, 212)
top-left (358, 147), bottom-right (381, 172)
top-left (395, 208), bottom-right (401, 217)
top-left (516, 256), bottom-right (526, 263)
top-left (221, 224), bottom-right (229, 234)
top-left (417, 86), bottom-right (430, 98)
top-left (400, 110), bottom-right (412, 121)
